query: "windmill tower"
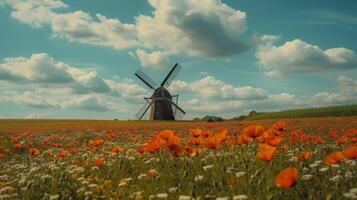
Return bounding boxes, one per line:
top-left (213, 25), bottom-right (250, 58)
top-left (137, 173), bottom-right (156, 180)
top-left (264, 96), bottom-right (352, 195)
top-left (134, 63), bottom-right (186, 120)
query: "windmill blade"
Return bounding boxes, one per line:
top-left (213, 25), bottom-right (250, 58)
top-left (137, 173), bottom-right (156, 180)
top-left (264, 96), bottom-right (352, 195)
top-left (169, 99), bottom-right (185, 120)
top-left (135, 101), bottom-right (152, 120)
top-left (135, 69), bottom-right (158, 90)
top-left (173, 105), bottom-right (185, 120)
top-left (161, 63), bottom-right (181, 88)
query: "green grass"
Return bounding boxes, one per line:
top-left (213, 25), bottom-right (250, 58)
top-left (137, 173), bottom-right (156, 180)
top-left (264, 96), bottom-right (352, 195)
top-left (245, 104), bottom-right (357, 120)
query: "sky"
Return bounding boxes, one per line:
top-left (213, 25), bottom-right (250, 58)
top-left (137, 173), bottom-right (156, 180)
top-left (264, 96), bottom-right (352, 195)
top-left (0, 0), bottom-right (357, 120)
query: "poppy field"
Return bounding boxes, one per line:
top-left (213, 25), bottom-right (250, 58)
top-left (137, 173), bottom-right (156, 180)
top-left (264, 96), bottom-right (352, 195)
top-left (0, 117), bottom-right (356, 200)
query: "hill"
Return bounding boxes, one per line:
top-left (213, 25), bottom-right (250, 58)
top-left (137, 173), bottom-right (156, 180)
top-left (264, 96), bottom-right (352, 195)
top-left (243, 104), bottom-right (357, 120)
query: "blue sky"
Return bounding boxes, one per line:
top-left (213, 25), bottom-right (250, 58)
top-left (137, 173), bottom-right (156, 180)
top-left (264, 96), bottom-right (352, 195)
top-left (0, 0), bottom-right (357, 119)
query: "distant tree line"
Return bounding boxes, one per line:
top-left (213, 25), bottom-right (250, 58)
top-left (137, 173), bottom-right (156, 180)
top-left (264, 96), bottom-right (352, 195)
top-left (192, 111), bottom-right (259, 122)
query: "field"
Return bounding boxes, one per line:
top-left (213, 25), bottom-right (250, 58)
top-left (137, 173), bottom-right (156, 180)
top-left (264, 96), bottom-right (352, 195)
top-left (244, 104), bottom-right (357, 120)
top-left (0, 117), bottom-right (356, 200)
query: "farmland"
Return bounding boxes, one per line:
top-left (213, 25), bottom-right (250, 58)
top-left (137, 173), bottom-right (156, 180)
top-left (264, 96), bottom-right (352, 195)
top-left (0, 117), bottom-right (356, 200)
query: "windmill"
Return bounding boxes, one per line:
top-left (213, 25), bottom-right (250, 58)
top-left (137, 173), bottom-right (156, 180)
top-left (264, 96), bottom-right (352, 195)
top-left (134, 63), bottom-right (186, 120)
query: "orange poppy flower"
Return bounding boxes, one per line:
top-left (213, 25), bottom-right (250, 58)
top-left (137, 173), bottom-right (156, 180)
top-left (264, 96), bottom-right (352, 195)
top-left (190, 136), bottom-right (203, 146)
top-left (324, 151), bottom-right (345, 165)
top-left (0, 153), bottom-right (3, 159)
top-left (203, 136), bottom-right (219, 149)
top-left (215, 129), bottom-right (228, 143)
top-left (298, 151), bottom-right (312, 162)
top-left (342, 145), bottom-right (357, 160)
top-left (350, 137), bottom-right (357, 144)
top-left (30, 148), bottom-right (40, 157)
top-left (158, 130), bottom-right (175, 141)
top-left (14, 143), bottom-right (22, 150)
top-left (236, 135), bottom-right (253, 145)
top-left (243, 125), bottom-right (265, 138)
top-left (275, 167), bottom-right (298, 189)
top-left (57, 150), bottom-right (68, 158)
top-left (138, 137), bottom-right (166, 153)
top-left (256, 143), bottom-right (276, 162)
top-left (190, 128), bottom-right (202, 138)
top-left (70, 148), bottom-right (78, 154)
top-left (272, 121), bottom-right (286, 134)
top-left (112, 146), bottom-right (123, 154)
top-left (337, 135), bottom-right (349, 145)
top-left (265, 134), bottom-right (284, 146)
top-left (94, 159), bottom-right (104, 168)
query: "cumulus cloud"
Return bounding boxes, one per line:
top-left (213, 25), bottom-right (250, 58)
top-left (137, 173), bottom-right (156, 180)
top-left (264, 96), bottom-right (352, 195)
top-left (62, 95), bottom-right (113, 112)
top-left (170, 76), bottom-right (268, 100)
top-left (105, 80), bottom-right (149, 103)
top-left (135, 0), bottom-right (250, 57)
top-left (3, 0), bottom-right (251, 59)
top-left (310, 76), bottom-right (357, 105)
top-left (4, 0), bottom-right (67, 28)
top-left (0, 53), bottom-right (112, 94)
top-left (256, 37), bottom-right (357, 76)
top-left (0, 90), bottom-right (58, 108)
top-left (135, 49), bottom-right (169, 69)
top-left (51, 11), bottom-right (138, 49)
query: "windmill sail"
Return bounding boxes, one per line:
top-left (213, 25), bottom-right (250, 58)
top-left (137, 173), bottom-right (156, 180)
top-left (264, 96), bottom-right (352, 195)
top-left (172, 104), bottom-right (185, 120)
top-left (169, 99), bottom-right (185, 120)
top-left (161, 63), bottom-right (181, 88)
top-left (135, 100), bottom-right (152, 120)
top-left (135, 69), bottom-right (158, 90)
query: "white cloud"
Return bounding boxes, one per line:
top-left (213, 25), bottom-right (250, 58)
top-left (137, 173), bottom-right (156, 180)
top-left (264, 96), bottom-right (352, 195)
top-left (0, 53), bottom-right (111, 94)
top-left (0, 53), bottom-right (74, 83)
top-left (61, 95), bottom-right (113, 112)
top-left (135, 0), bottom-right (250, 57)
top-left (256, 38), bottom-right (357, 76)
top-left (51, 11), bottom-right (138, 49)
top-left (4, 0), bottom-right (67, 28)
top-left (24, 113), bottom-right (43, 119)
top-left (135, 49), bottom-right (169, 69)
top-left (4, 0), bottom-right (251, 58)
top-left (309, 76), bottom-right (357, 105)
top-left (170, 76), bottom-right (268, 100)
top-left (0, 90), bottom-right (58, 108)
top-left (105, 80), bottom-right (149, 103)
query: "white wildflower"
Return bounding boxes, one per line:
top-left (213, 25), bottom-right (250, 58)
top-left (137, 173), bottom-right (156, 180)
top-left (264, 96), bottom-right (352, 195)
top-left (319, 167), bottom-right (329, 172)
top-left (49, 194), bottom-right (60, 200)
top-left (168, 187), bottom-right (177, 193)
top-left (216, 197), bottom-right (229, 200)
top-left (194, 175), bottom-right (204, 182)
top-left (138, 173), bottom-right (147, 179)
top-left (156, 193), bottom-right (168, 199)
top-left (301, 174), bottom-right (313, 180)
top-left (81, 180), bottom-right (89, 185)
top-left (178, 195), bottom-right (191, 200)
top-left (233, 195), bottom-right (248, 200)
top-left (235, 172), bottom-right (246, 178)
top-left (203, 164), bottom-right (214, 171)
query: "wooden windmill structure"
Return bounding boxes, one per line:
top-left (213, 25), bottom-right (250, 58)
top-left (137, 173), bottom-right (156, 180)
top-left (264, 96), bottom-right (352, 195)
top-left (134, 63), bottom-right (186, 120)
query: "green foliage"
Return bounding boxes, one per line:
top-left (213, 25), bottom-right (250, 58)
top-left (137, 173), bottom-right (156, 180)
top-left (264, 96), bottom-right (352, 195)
top-left (192, 116), bottom-right (224, 122)
top-left (245, 104), bottom-right (357, 120)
